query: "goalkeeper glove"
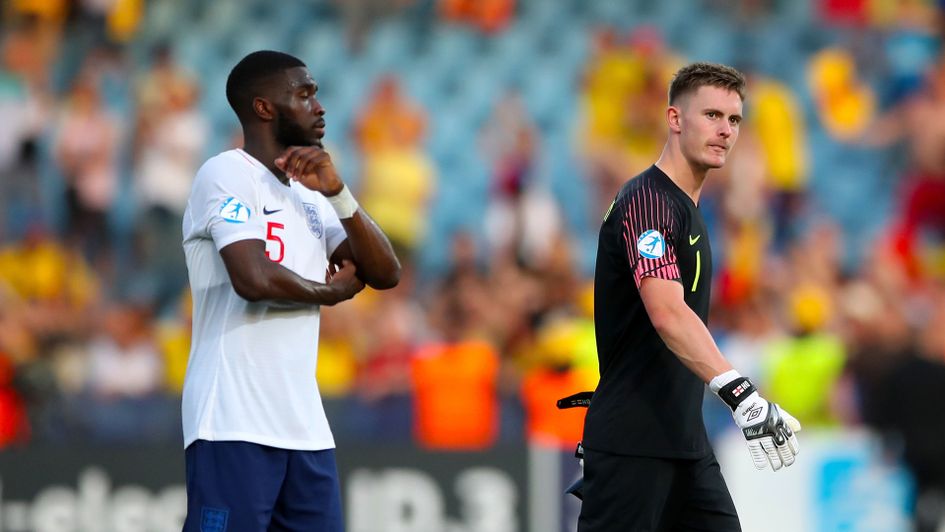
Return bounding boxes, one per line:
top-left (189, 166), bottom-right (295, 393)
top-left (710, 370), bottom-right (802, 471)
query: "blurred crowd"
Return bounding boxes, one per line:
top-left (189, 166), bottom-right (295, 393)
top-left (1, 0), bottom-right (945, 526)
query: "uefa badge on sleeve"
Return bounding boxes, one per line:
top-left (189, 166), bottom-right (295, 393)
top-left (637, 229), bottom-right (666, 259)
top-left (219, 197), bottom-right (250, 224)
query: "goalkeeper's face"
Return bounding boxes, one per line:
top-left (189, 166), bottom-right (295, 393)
top-left (272, 67), bottom-right (326, 148)
top-left (673, 85), bottom-right (743, 171)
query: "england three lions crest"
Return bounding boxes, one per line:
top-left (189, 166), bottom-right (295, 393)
top-left (303, 202), bottom-right (323, 238)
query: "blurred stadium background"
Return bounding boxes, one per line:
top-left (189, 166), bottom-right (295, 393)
top-left (0, 0), bottom-right (944, 530)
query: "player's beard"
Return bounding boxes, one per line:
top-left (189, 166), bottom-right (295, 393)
top-left (274, 110), bottom-right (321, 148)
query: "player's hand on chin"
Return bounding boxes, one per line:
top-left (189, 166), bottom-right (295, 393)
top-left (274, 145), bottom-right (344, 196)
top-left (327, 259), bottom-right (365, 304)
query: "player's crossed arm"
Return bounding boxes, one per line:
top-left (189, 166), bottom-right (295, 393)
top-left (220, 239), bottom-right (364, 306)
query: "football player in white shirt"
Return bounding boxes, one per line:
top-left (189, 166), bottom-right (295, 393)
top-left (181, 50), bottom-right (400, 532)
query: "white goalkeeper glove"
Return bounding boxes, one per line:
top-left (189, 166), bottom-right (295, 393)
top-left (710, 370), bottom-right (802, 471)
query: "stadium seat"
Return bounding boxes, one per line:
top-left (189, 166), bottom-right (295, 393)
top-left (681, 23), bottom-right (738, 66)
top-left (172, 29), bottom-right (220, 73)
top-left (362, 19), bottom-right (414, 72)
top-left (401, 64), bottom-right (448, 109)
top-left (295, 22), bottom-right (350, 75)
top-left (420, 26), bottom-right (481, 83)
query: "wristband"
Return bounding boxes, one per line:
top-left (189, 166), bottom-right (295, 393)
top-left (710, 370), bottom-right (757, 411)
top-left (326, 185), bottom-right (359, 219)
top-left (709, 369), bottom-right (741, 393)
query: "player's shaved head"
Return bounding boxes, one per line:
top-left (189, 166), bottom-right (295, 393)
top-left (668, 62), bottom-right (746, 105)
top-left (226, 50), bottom-right (307, 123)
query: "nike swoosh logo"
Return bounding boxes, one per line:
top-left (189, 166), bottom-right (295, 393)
top-left (263, 207), bottom-right (282, 215)
top-left (689, 234), bottom-right (701, 245)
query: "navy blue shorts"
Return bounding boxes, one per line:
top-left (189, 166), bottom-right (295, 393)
top-left (183, 440), bottom-right (343, 532)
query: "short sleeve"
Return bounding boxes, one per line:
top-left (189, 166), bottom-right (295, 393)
top-left (619, 186), bottom-right (681, 287)
top-left (191, 156), bottom-right (266, 250)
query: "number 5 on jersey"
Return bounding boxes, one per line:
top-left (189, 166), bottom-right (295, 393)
top-left (267, 222), bottom-right (285, 263)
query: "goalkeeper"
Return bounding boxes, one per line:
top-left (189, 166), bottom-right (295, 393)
top-left (578, 62), bottom-right (801, 532)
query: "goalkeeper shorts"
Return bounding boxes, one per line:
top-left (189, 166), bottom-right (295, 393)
top-left (577, 449), bottom-right (740, 532)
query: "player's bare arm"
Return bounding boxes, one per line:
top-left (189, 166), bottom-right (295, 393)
top-left (276, 145), bottom-right (401, 289)
top-left (219, 239), bottom-right (364, 306)
top-left (639, 276), bottom-right (732, 382)
top-left (640, 275), bottom-right (802, 470)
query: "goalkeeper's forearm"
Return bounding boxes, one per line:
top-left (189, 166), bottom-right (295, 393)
top-left (640, 278), bottom-right (733, 383)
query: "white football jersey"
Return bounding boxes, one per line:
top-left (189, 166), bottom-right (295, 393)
top-left (181, 148), bottom-right (347, 450)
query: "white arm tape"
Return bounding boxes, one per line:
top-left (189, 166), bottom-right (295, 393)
top-left (327, 185), bottom-right (359, 219)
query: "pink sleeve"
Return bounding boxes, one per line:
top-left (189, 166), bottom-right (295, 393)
top-left (620, 185), bottom-right (680, 287)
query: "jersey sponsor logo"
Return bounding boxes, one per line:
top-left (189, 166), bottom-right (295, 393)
top-left (219, 197), bottom-right (250, 224)
top-left (689, 234), bottom-right (701, 245)
top-left (263, 206), bottom-right (283, 215)
top-left (303, 202), bottom-right (323, 237)
top-left (637, 229), bottom-right (666, 259)
top-left (201, 506), bottom-right (228, 532)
